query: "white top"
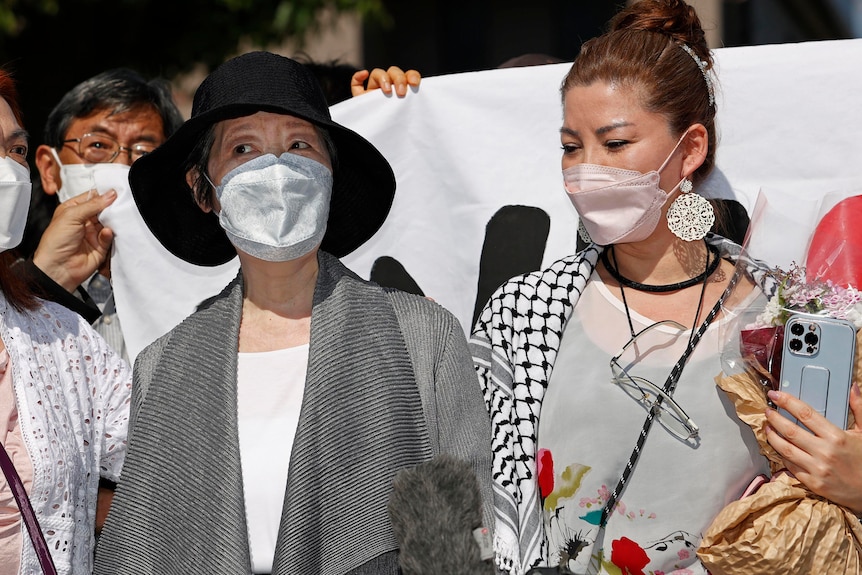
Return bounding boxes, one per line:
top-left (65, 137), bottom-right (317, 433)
top-left (238, 344), bottom-right (308, 574)
top-left (538, 273), bottom-right (769, 574)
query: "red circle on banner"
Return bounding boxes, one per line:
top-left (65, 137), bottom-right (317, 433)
top-left (806, 195), bottom-right (862, 288)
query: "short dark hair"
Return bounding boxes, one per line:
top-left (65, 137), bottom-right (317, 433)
top-left (43, 67), bottom-right (184, 147)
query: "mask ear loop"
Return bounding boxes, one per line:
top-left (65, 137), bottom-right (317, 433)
top-left (203, 172), bottom-right (217, 190)
top-left (49, 147), bottom-right (66, 168)
top-left (48, 147), bottom-right (101, 202)
top-left (192, 171), bottom-right (219, 214)
top-left (657, 129), bottom-right (695, 196)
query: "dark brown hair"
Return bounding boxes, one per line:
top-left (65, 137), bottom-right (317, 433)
top-left (1, 68), bottom-right (39, 311)
top-left (561, 0), bottom-right (717, 183)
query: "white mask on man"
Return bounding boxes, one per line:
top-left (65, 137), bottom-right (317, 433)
top-left (50, 148), bottom-right (130, 208)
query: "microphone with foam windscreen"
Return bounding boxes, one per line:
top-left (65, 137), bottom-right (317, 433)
top-left (388, 453), bottom-right (496, 575)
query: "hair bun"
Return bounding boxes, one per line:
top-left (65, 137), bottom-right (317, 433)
top-left (610, 0), bottom-right (711, 66)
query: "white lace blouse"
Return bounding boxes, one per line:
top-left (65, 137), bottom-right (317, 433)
top-left (0, 294), bottom-right (131, 574)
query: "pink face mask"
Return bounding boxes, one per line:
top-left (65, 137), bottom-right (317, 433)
top-left (562, 133), bottom-right (688, 246)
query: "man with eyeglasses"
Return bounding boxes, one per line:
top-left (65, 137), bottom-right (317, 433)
top-left (15, 67), bottom-right (184, 364)
top-left (7, 67), bottom-right (184, 542)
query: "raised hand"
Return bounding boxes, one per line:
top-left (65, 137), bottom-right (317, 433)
top-left (766, 385), bottom-right (862, 513)
top-left (32, 189), bottom-right (117, 291)
top-left (351, 65), bottom-right (421, 98)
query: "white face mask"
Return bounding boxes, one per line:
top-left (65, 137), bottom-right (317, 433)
top-left (563, 132), bottom-right (688, 246)
top-left (0, 156), bottom-right (32, 252)
top-left (50, 148), bottom-right (131, 214)
top-left (212, 152), bottom-right (333, 262)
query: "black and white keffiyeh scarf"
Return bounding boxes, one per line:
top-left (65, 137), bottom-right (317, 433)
top-left (469, 236), bottom-right (775, 575)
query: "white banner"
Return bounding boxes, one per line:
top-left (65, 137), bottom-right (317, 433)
top-left (109, 38), bottom-right (862, 365)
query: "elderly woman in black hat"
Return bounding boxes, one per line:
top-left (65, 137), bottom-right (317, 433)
top-left (93, 51), bottom-right (493, 575)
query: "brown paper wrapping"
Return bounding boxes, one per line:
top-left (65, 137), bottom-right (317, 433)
top-left (698, 469), bottom-right (862, 574)
top-left (696, 356), bottom-right (862, 574)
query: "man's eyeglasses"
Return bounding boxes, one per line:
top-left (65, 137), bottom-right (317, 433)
top-left (61, 133), bottom-right (157, 164)
top-left (609, 320), bottom-right (700, 441)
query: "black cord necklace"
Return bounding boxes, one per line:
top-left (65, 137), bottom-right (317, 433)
top-left (601, 240), bottom-right (721, 293)
top-left (616, 250), bottom-right (709, 344)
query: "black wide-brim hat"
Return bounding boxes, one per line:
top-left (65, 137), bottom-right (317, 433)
top-left (130, 51), bottom-right (396, 266)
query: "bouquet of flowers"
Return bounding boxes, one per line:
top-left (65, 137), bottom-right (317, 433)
top-left (696, 190), bottom-right (862, 575)
top-left (739, 261), bottom-right (862, 397)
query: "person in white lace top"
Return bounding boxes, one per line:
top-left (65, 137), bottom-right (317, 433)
top-left (0, 67), bottom-right (132, 575)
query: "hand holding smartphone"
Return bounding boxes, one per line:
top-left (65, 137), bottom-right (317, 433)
top-left (778, 312), bottom-right (857, 429)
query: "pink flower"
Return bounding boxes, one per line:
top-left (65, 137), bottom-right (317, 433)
top-left (598, 484), bottom-right (611, 500)
top-left (754, 262), bottom-right (862, 330)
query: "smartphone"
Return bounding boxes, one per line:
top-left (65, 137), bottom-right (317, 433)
top-left (778, 312), bottom-right (856, 429)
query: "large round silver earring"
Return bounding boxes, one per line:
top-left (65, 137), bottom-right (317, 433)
top-left (666, 177), bottom-right (715, 241)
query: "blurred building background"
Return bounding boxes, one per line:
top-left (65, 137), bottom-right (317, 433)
top-left (1, 0), bottom-right (859, 138)
top-left (297, 0), bottom-right (859, 70)
top-left (265, 0), bottom-right (858, 113)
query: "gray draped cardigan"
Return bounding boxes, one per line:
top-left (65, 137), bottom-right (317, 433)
top-left (94, 251), bottom-right (494, 575)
